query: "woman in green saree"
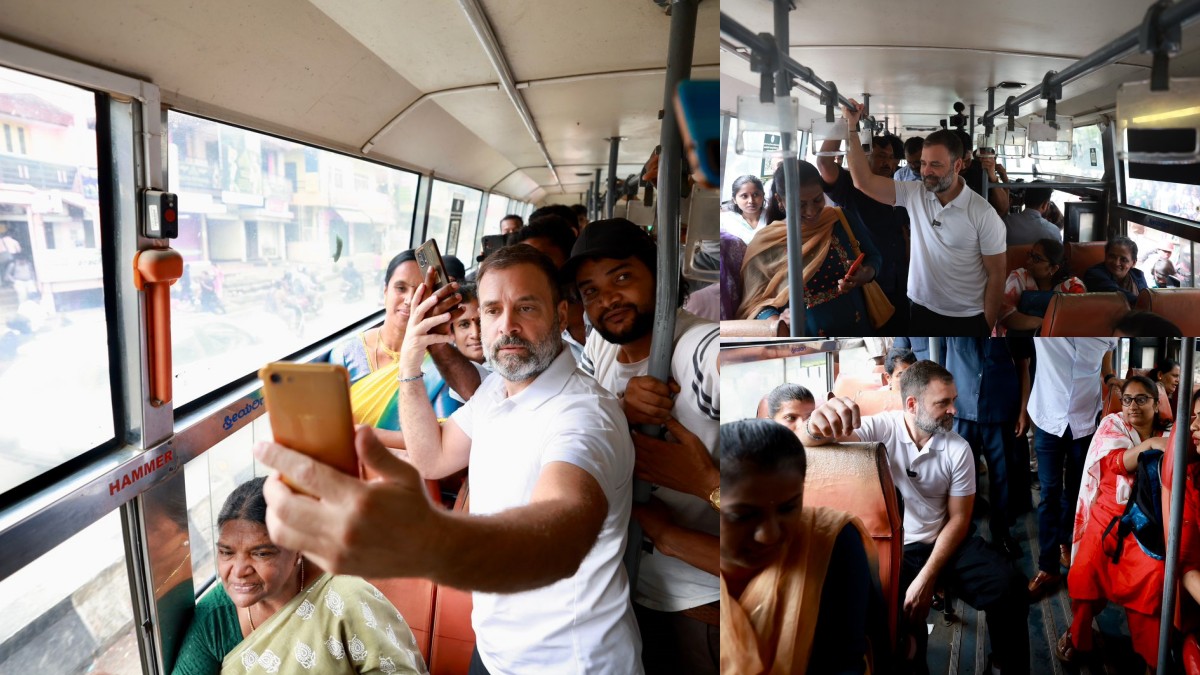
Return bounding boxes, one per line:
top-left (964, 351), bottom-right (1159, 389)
top-left (172, 477), bottom-right (426, 675)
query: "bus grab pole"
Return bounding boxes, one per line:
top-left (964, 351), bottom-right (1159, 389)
top-left (774, 0), bottom-right (804, 336)
top-left (622, 0), bottom-right (697, 587)
top-left (1158, 337), bottom-right (1195, 674)
top-left (606, 137), bottom-right (621, 219)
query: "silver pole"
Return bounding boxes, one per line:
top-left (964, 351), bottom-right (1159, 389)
top-left (593, 169), bottom-right (603, 221)
top-left (774, 0), bottom-right (804, 336)
top-left (928, 337), bottom-right (942, 364)
top-left (606, 137), bottom-right (621, 219)
top-left (1159, 337), bottom-right (1195, 674)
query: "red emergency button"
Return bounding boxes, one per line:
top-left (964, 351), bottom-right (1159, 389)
top-left (164, 209), bottom-right (176, 223)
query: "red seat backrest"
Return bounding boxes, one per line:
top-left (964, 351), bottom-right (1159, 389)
top-left (833, 373), bottom-right (887, 399)
top-left (1041, 292), bottom-right (1129, 336)
top-left (1067, 241), bottom-right (1107, 277)
top-left (1135, 288), bottom-right (1200, 336)
top-left (430, 481), bottom-right (476, 675)
top-left (801, 442), bottom-right (903, 646)
top-left (1006, 243), bottom-right (1034, 275)
top-left (854, 387), bottom-right (904, 417)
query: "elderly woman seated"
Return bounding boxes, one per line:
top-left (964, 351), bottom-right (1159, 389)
top-left (720, 419), bottom-right (874, 674)
top-left (1082, 236), bottom-right (1148, 306)
top-left (172, 477), bottom-right (426, 675)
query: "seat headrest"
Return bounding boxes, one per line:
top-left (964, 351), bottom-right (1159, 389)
top-left (720, 318), bottom-right (788, 338)
top-left (1134, 288), bottom-right (1200, 335)
top-left (802, 442), bottom-right (900, 538)
top-left (1041, 292), bottom-right (1129, 336)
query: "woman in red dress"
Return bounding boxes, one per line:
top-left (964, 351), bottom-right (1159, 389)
top-left (1057, 375), bottom-right (1172, 668)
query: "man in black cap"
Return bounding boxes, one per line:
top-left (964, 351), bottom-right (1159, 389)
top-left (564, 218), bottom-right (720, 674)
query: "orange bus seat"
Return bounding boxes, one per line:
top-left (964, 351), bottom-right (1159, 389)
top-left (430, 481), bottom-right (476, 675)
top-left (719, 318), bottom-right (788, 337)
top-left (1067, 241), bottom-right (1106, 277)
top-left (1006, 243), bottom-right (1034, 275)
top-left (833, 373), bottom-right (887, 399)
top-left (367, 576), bottom-right (436, 663)
top-left (854, 387), bottom-right (904, 416)
top-left (1135, 288), bottom-right (1200, 335)
top-left (1041, 292), bottom-right (1129, 336)
top-left (801, 442), bottom-right (903, 646)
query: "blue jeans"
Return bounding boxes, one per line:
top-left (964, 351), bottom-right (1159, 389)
top-left (1034, 425), bottom-right (1092, 574)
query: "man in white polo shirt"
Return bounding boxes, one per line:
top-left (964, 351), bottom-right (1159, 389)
top-left (800, 360), bottom-right (1029, 675)
top-left (841, 99), bottom-right (1007, 336)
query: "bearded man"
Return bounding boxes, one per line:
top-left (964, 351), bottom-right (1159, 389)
top-left (565, 218), bottom-right (721, 675)
top-left (800, 360), bottom-right (1031, 675)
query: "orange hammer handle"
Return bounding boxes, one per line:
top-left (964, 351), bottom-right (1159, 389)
top-left (133, 248), bottom-right (184, 406)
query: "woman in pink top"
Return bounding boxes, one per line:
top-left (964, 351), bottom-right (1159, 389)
top-left (997, 238), bottom-right (1085, 336)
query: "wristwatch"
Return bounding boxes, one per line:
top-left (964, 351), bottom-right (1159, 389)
top-left (708, 485), bottom-right (720, 512)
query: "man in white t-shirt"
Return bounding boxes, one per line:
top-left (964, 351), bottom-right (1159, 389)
top-left (840, 99), bottom-right (1007, 336)
top-left (564, 218), bottom-right (720, 675)
top-left (255, 245), bottom-right (642, 675)
top-left (800, 360), bottom-right (1029, 675)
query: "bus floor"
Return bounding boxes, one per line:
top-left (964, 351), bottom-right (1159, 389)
top-left (924, 465), bottom-right (1151, 675)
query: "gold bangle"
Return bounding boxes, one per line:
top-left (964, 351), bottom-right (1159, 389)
top-left (708, 485), bottom-right (720, 512)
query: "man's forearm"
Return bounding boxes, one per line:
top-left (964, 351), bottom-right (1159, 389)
top-left (429, 343), bottom-right (482, 400)
top-left (918, 514), bottom-right (969, 584)
top-left (984, 275), bottom-right (1004, 329)
top-left (397, 378), bottom-right (451, 479)
top-left (657, 526), bottom-right (720, 577)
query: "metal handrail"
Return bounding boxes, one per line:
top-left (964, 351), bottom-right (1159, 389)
top-left (1159, 337), bottom-right (1196, 675)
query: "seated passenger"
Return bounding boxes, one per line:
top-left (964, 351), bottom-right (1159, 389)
top-left (736, 160), bottom-right (883, 337)
top-left (800, 361), bottom-right (1030, 675)
top-left (720, 175), bottom-right (768, 245)
top-left (883, 347), bottom-right (917, 390)
top-left (720, 419), bottom-right (873, 675)
top-left (1149, 357), bottom-right (1182, 414)
top-left (1151, 258), bottom-right (1181, 288)
top-left (1056, 376), bottom-right (1171, 669)
top-left (999, 238), bottom-right (1086, 335)
top-left (1113, 310), bottom-right (1183, 338)
top-left (171, 477), bottom-right (426, 675)
top-left (1002, 183), bottom-right (1061, 245)
top-left (719, 230), bottom-right (747, 321)
top-left (765, 383), bottom-right (816, 431)
top-left (450, 282), bottom-right (485, 365)
top-left (1170, 393), bottom-right (1200, 673)
top-left (1082, 237), bottom-right (1148, 305)
top-left (328, 251), bottom-right (478, 449)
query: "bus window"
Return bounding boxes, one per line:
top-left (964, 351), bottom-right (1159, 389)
top-left (1004, 123), bottom-right (1105, 180)
top-left (183, 420), bottom-right (266, 594)
top-left (0, 512), bottom-right (137, 672)
top-left (482, 193), bottom-right (513, 238)
top-left (426, 179), bottom-right (483, 263)
top-left (0, 65), bottom-right (113, 496)
top-left (721, 349), bottom-right (828, 421)
top-left (167, 112), bottom-right (420, 405)
top-left (1126, 224), bottom-right (1194, 288)
top-left (1125, 177), bottom-right (1200, 224)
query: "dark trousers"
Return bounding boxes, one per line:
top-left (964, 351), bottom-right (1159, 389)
top-left (878, 288), bottom-right (911, 335)
top-left (634, 603), bottom-right (718, 675)
top-left (909, 303), bottom-right (989, 336)
top-left (468, 647), bottom-right (492, 675)
top-left (902, 535), bottom-right (1030, 674)
top-left (1034, 425), bottom-right (1092, 574)
top-left (954, 419), bottom-right (1021, 538)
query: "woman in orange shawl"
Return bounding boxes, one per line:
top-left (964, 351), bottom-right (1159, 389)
top-left (720, 419), bottom-right (875, 674)
top-left (736, 161), bottom-right (882, 336)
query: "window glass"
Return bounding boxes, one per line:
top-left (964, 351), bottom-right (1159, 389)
top-left (483, 194), bottom-right (512, 237)
top-left (1126, 223), bottom-right (1195, 288)
top-left (167, 112), bottom-right (419, 405)
top-left (0, 511), bottom-right (138, 673)
top-left (425, 180), bottom-right (483, 262)
top-left (1004, 124), bottom-right (1104, 180)
top-left (1125, 178), bottom-right (1200, 224)
top-left (720, 351), bottom-right (828, 422)
top-left (0, 65), bottom-right (113, 495)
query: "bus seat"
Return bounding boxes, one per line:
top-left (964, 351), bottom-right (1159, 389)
top-left (1041, 292), bottom-right (1129, 336)
top-left (801, 442), bottom-right (903, 645)
top-left (430, 481), bottom-right (476, 675)
top-left (1006, 244), bottom-right (1034, 274)
top-left (1135, 288), bottom-right (1200, 335)
top-left (833, 373), bottom-right (887, 399)
top-left (720, 319), bottom-right (787, 337)
top-left (367, 576), bottom-right (436, 662)
top-left (1067, 241), bottom-right (1107, 275)
top-left (854, 387), bottom-right (903, 416)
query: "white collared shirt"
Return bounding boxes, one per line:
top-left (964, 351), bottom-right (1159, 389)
top-left (719, 209), bottom-right (767, 245)
top-left (894, 178), bottom-right (1007, 317)
top-left (450, 349), bottom-right (642, 675)
top-left (857, 411), bottom-right (976, 545)
top-left (1028, 338), bottom-right (1117, 439)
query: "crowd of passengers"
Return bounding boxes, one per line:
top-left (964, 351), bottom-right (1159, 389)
top-left (721, 337), bottom-right (1200, 674)
top-left (171, 207), bottom-right (721, 674)
top-left (720, 99), bottom-right (1185, 337)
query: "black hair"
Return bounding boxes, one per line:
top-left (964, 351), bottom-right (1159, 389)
top-left (952, 130), bottom-right (973, 158)
top-left (529, 205), bottom-right (579, 230)
top-left (720, 419), bottom-right (807, 488)
top-left (569, 204), bottom-right (587, 217)
top-left (1033, 237), bottom-right (1072, 287)
top-left (873, 135), bottom-right (903, 159)
top-left (457, 281), bottom-right (478, 305)
top-left (217, 477), bottom-right (268, 529)
top-left (384, 250), bottom-right (417, 289)
top-left (766, 383), bottom-right (815, 417)
top-left (766, 161), bottom-right (823, 222)
top-left (513, 215), bottom-right (577, 262)
top-left (884, 347), bottom-right (917, 376)
top-left (501, 214), bottom-right (524, 226)
top-left (925, 129), bottom-right (964, 162)
top-left (1114, 311), bottom-right (1183, 338)
top-left (477, 244), bottom-right (563, 306)
top-left (443, 255), bottom-right (466, 281)
top-left (1106, 236), bottom-right (1139, 261)
top-left (1123, 375), bottom-right (1171, 432)
top-left (730, 175), bottom-right (765, 214)
top-left (1023, 181), bottom-right (1053, 209)
top-left (1149, 357), bottom-right (1180, 385)
top-left (899, 359), bottom-right (956, 404)
top-left (903, 136), bottom-right (925, 156)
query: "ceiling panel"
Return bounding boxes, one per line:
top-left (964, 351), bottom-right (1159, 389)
top-left (430, 89), bottom-right (546, 169)
top-left (524, 77), bottom-right (665, 168)
top-left (367, 100), bottom-right (516, 189)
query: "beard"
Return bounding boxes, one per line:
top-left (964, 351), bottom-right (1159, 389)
top-left (922, 172), bottom-right (955, 193)
top-left (485, 320), bottom-right (562, 382)
top-left (914, 403), bottom-right (954, 435)
top-left (592, 303), bottom-right (655, 345)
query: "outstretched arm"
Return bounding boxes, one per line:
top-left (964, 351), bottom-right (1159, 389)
top-left (842, 99), bottom-right (897, 207)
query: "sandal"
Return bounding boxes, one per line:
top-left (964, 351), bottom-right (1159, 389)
top-left (1056, 632), bottom-right (1080, 664)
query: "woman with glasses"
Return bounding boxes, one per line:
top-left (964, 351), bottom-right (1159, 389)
top-left (997, 238), bottom-right (1085, 336)
top-left (1056, 375), bottom-right (1171, 669)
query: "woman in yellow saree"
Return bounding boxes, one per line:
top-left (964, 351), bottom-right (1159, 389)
top-left (329, 251), bottom-right (464, 447)
top-left (720, 420), bottom-right (875, 675)
top-left (171, 477), bottom-right (426, 675)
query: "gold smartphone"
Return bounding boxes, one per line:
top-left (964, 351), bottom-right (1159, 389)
top-left (258, 362), bottom-right (359, 492)
top-left (415, 238), bottom-right (449, 291)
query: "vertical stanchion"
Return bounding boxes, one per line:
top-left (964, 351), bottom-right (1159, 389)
top-left (774, 0), bottom-right (804, 336)
top-left (1159, 338), bottom-right (1195, 674)
top-left (606, 137), bottom-right (621, 219)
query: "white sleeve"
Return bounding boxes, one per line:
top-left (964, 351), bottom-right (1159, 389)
top-left (893, 180), bottom-right (921, 210)
top-left (686, 325), bottom-right (720, 421)
top-left (541, 404), bottom-right (633, 498)
top-left (448, 395), bottom-right (475, 439)
top-left (979, 207), bottom-right (1008, 256)
top-left (949, 439), bottom-right (977, 497)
